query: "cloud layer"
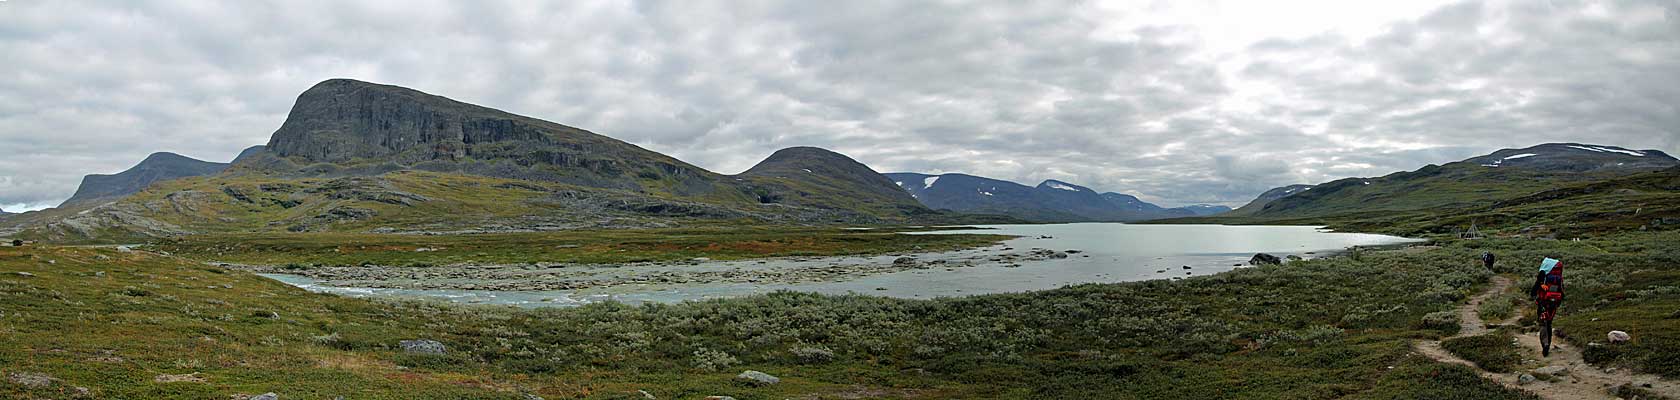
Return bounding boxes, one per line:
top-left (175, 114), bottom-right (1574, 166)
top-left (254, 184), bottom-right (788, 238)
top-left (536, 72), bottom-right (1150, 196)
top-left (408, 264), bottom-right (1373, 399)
top-left (2, 0), bottom-right (1677, 210)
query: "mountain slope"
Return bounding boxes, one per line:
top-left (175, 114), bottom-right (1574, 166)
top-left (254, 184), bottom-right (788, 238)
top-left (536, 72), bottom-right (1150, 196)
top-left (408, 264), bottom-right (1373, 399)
top-left (735, 147), bottom-right (929, 219)
top-left (1223, 184), bottom-right (1315, 217)
top-left (1177, 204), bottom-right (1233, 216)
top-left (59, 152), bottom-right (231, 208)
top-left (884, 173), bottom-right (1194, 222)
top-left (1162, 143), bottom-right (1679, 233)
top-left (1249, 143), bottom-right (1676, 219)
top-left (1333, 166), bottom-right (1680, 236)
top-left (232, 145), bottom-right (267, 163)
top-left (9, 80), bottom-right (943, 242)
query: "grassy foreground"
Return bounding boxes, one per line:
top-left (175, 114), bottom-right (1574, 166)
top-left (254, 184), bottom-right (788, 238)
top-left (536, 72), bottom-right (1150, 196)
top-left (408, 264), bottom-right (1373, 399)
top-left (8, 234), bottom-right (1635, 399)
top-left (147, 227), bottom-right (1006, 267)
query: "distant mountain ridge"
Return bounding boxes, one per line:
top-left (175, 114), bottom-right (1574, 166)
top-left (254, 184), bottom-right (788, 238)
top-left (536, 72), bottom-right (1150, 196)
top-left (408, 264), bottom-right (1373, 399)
top-left (8, 79), bottom-right (944, 242)
top-left (57, 145), bottom-right (271, 209)
top-left (59, 152), bottom-right (232, 208)
top-left (1214, 142), bottom-right (1677, 222)
top-left (884, 172), bottom-right (1215, 222)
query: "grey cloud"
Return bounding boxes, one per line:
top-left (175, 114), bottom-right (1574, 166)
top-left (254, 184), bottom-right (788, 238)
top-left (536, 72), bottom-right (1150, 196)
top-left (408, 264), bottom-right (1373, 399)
top-left (1, 0), bottom-right (1677, 210)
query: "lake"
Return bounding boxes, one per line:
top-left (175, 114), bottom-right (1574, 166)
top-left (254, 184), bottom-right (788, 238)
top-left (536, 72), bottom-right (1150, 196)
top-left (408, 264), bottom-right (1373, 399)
top-left (263, 223), bottom-right (1422, 307)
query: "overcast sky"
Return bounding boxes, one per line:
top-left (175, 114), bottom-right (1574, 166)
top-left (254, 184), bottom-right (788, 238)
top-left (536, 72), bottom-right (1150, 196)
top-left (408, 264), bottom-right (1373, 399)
top-left (2, 0), bottom-right (1677, 211)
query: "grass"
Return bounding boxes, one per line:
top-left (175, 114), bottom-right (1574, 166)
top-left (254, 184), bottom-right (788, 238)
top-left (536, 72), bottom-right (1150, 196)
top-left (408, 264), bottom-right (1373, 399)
top-left (0, 229), bottom-right (1572, 399)
top-left (1442, 332), bottom-right (1523, 373)
top-left (145, 227), bottom-right (1008, 266)
top-left (1477, 286), bottom-right (1526, 324)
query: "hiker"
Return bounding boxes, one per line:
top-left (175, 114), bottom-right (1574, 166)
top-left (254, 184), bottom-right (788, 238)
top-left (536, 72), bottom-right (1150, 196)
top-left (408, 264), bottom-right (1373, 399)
top-left (1530, 257), bottom-right (1564, 356)
top-left (1481, 251), bottom-right (1496, 271)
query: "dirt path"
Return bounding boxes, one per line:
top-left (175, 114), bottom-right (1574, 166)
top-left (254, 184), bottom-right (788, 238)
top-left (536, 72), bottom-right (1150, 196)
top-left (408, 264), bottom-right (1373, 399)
top-left (1413, 276), bottom-right (1680, 400)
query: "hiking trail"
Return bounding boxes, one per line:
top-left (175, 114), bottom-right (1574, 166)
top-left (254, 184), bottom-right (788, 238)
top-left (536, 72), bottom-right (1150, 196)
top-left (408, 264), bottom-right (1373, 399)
top-left (1413, 275), bottom-right (1680, 399)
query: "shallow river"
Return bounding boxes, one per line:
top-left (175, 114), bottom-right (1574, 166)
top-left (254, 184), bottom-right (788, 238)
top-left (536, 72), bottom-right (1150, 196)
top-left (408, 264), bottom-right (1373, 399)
top-left (262, 223), bottom-right (1420, 307)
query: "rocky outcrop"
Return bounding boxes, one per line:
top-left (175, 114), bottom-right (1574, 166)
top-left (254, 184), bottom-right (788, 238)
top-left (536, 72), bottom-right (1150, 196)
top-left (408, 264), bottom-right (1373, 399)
top-left (1249, 253), bottom-right (1282, 266)
top-left (400, 339), bottom-right (447, 354)
top-left (264, 79), bottom-right (724, 195)
top-left (735, 370), bottom-right (779, 386)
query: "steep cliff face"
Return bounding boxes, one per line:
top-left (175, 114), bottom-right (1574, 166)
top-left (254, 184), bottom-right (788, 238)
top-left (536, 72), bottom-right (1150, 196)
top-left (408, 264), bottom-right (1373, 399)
top-left (264, 79), bottom-right (728, 196)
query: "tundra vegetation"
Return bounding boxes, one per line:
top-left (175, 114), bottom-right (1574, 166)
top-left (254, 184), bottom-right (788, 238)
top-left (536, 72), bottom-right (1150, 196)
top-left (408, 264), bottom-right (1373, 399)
top-left (12, 230), bottom-right (1679, 398)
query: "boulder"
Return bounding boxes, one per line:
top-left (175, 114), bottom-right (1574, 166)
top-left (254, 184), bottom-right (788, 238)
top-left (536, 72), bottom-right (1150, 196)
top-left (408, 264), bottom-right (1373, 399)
top-left (400, 339), bottom-right (447, 354)
top-left (1608, 330), bottom-right (1631, 343)
top-left (1518, 374), bottom-right (1536, 384)
top-left (736, 370), bottom-right (779, 386)
top-left (1248, 253), bottom-right (1282, 266)
top-left (6, 372), bottom-right (53, 388)
top-left (1534, 365), bottom-right (1568, 375)
top-left (251, 394), bottom-right (279, 400)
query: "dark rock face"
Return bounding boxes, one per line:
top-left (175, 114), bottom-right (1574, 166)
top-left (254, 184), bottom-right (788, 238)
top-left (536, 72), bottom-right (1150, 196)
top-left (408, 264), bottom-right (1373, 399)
top-left (60, 152), bottom-right (230, 207)
top-left (265, 79), bottom-right (723, 194)
top-left (883, 172), bottom-right (1192, 222)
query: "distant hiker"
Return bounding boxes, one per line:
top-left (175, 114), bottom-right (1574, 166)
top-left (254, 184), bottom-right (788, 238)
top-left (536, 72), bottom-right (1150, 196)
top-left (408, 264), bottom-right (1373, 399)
top-left (1481, 251), bottom-right (1496, 271)
top-left (10, 239), bottom-right (20, 247)
top-left (1530, 257), bottom-right (1564, 357)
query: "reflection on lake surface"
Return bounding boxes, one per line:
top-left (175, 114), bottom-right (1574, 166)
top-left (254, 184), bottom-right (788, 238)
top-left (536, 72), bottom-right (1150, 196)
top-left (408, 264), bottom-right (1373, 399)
top-left (263, 223), bottom-right (1421, 307)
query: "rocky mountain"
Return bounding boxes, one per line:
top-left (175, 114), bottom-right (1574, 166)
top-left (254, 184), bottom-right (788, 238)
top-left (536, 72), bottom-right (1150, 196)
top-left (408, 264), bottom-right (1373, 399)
top-left (1220, 143), bottom-right (1678, 221)
top-left (257, 79), bottom-right (728, 197)
top-left (883, 172), bottom-right (1195, 222)
top-left (735, 147), bottom-right (929, 218)
top-left (9, 79), bottom-right (944, 242)
top-left (59, 152), bottom-right (232, 208)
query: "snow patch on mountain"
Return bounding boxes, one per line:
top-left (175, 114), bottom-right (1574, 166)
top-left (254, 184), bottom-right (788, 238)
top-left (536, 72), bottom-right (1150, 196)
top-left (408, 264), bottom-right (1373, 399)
top-left (923, 176), bottom-right (940, 189)
top-left (1503, 153), bottom-right (1538, 160)
top-left (1568, 145), bottom-right (1645, 157)
top-left (1046, 182), bottom-right (1080, 191)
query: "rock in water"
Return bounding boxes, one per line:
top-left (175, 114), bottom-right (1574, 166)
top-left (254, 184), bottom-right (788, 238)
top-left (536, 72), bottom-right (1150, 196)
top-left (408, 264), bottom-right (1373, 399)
top-left (1608, 330), bottom-right (1631, 343)
top-left (400, 339), bottom-right (447, 354)
top-left (735, 370), bottom-right (779, 386)
top-left (892, 257), bottom-right (917, 266)
top-left (1249, 253), bottom-right (1282, 266)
